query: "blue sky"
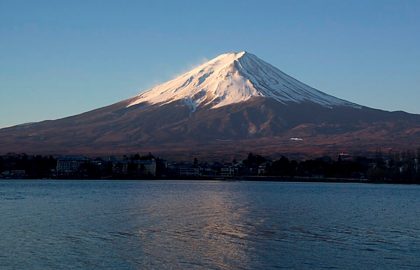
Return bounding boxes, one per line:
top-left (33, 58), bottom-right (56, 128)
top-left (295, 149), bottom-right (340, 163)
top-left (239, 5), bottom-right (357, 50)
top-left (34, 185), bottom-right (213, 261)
top-left (1, 0), bottom-right (419, 128)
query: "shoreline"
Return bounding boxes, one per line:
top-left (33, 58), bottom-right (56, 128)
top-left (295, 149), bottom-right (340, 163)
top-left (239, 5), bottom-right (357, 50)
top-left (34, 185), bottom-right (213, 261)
top-left (1, 176), bottom-right (418, 185)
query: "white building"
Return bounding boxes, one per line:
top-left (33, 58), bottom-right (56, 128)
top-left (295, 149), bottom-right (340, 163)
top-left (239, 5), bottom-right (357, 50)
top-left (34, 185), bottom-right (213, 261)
top-left (56, 156), bottom-right (88, 174)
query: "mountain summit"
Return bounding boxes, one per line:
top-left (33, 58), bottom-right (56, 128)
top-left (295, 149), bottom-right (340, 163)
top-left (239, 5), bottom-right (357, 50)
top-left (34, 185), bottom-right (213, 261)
top-left (0, 51), bottom-right (419, 158)
top-left (128, 51), bottom-right (358, 110)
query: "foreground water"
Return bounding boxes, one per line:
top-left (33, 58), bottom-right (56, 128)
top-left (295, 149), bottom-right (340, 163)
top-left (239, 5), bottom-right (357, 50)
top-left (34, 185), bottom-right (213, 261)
top-left (1, 180), bottom-right (420, 269)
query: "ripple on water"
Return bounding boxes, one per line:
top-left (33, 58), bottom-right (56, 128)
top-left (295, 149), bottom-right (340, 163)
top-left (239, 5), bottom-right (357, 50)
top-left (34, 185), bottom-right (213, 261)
top-left (1, 180), bottom-right (420, 269)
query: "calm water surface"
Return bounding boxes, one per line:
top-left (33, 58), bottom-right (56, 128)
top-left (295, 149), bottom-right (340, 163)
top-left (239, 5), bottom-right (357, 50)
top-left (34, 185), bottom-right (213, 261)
top-left (1, 180), bottom-right (420, 269)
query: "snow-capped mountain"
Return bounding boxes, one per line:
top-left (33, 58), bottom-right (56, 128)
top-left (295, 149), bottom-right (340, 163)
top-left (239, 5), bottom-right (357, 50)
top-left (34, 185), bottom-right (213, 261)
top-left (128, 51), bottom-right (359, 110)
top-left (0, 51), bottom-right (419, 159)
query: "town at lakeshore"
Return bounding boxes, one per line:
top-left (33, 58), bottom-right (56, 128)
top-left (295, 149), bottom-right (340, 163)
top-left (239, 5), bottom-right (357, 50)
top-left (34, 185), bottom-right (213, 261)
top-left (1, 150), bottom-right (419, 184)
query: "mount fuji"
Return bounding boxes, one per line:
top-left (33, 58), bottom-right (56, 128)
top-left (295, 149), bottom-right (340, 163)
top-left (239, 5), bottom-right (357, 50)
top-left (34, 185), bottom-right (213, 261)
top-left (1, 51), bottom-right (419, 159)
top-left (127, 51), bottom-right (358, 110)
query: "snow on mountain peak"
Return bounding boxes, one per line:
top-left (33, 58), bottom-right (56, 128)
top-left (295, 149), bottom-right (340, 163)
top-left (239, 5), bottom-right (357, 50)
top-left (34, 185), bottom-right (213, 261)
top-left (127, 51), bottom-right (359, 110)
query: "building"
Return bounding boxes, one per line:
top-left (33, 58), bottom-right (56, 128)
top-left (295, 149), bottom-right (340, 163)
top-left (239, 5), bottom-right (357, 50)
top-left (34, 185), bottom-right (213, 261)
top-left (122, 159), bottom-right (157, 176)
top-left (56, 156), bottom-right (88, 175)
top-left (137, 159), bottom-right (157, 176)
top-left (179, 166), bottom-right (200, 177)
top-left (0, 170), bottom-right (26, 179)
top-left (220, 166), bottom-right (236, 177)
top-left (258, 164), bottom-right (267, 176)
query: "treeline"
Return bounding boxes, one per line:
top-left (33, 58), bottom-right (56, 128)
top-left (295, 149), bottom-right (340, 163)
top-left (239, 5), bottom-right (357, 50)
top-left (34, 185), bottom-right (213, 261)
top-left (0, 151), bottom-right (419, 183)
top-left (0, 153), bottom-right (165, 179)
top-left (0, 154), bottom-right (56, 178)
top-left (243, 151), bottom-right (420, 183)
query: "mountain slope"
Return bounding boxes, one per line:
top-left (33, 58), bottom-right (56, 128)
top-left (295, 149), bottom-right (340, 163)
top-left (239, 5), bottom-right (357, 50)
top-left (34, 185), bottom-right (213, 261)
top-left (1, 51), bottom-right (419, 159)
top-left (128, 51), bottom-right (359, 110)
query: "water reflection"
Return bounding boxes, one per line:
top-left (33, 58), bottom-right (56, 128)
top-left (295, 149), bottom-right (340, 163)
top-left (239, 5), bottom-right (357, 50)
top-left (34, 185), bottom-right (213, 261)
top-left (133, 182), bottom-right (253, 269)
top-left (2, 181), bottom-right (420, 269)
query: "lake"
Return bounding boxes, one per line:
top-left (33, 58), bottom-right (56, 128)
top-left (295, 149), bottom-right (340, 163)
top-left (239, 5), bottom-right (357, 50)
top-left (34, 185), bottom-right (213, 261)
top-left (1, 180), bottom-right (420, 269)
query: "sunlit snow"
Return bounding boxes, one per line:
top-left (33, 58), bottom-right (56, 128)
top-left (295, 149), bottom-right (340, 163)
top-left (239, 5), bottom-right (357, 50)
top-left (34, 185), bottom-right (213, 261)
top-left (128, 51), bottom-right (360, 110)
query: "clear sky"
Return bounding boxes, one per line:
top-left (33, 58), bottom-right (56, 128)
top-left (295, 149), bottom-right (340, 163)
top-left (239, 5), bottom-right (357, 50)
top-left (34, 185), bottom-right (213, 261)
top-left (1, 0), bottom-right (419, 128)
